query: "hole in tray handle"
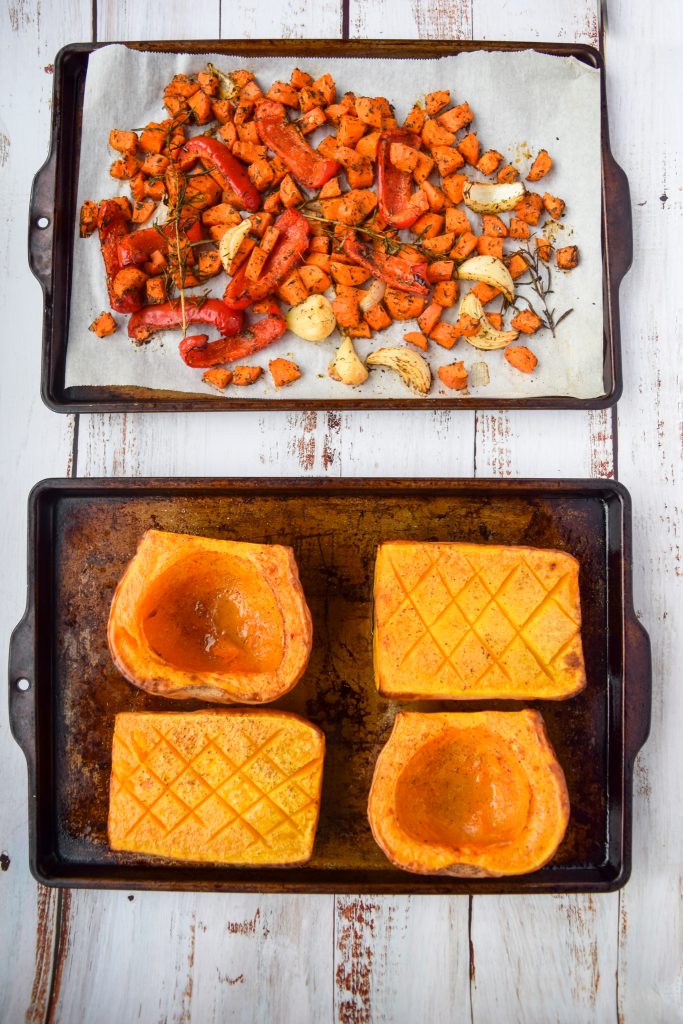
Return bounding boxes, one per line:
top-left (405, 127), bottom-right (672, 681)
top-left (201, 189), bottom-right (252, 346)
top-left (15, 678), bottom-right (31, 692)
top-left (36, 216), bottom-right (50, 230)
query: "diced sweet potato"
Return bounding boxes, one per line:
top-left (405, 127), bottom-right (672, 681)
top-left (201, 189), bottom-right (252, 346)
top-left (89, 312), bottom-right (117, 337)
top-left (421, 232), bottom-right (455, 255)
top-left (332, 285), bottom-right (362, 327)
top-left (442, 173), bottom-right (467, 205)
top-left (249, 159), bottom-right (275, 192)
top-left (79, 200), bottom-right (98, 237)
top-left (509, 217), bottom-right (530, 240)
top-left (426, 261), bottom-right (455, 283)
top-left (556, 245), bottom-right (579, 270)
top-left (110, 154), bottom-right (141, 180)
top-left (422, 118), bottom-right (455, 150)
top-left (299, 265), bottom-right (331, 294)
top-left (431, 145), bottom-right (465, 177)
top-left (355, 97), bottom-right (385, 129)
top-left (364, 301), bottom-right (392, 332)
top-left (202, 368), bottom-right (232, 390)
top-left (433, 280), bottom-right (458, 307)
top-left (476, 150), bottom-right (503, 176)
top-left (506, 253), bottom-right (529, 280)
top-left (390, 142), bottom-right (419, 173)
top-left (336, 189), bottom-right (378, 225)
top-left (269, 357), bottom-right (301, 387)
top-left (384, 288), bottom-right (426, 321)
top-left (536, 237), bottom-right (553, 263)
top-left (232, 365), bottom-right (262, 386)
top-left (437, 102), bottom-right (473, 133)
top-left (470, 282), bottom-right (500, 305)
top-left (280, 174), bottom-right (304, 208)
top-left (504, 345), bottom-right (538, 373)
top-left (417, 301), bottom-right (443, 336)
top-left (444, 208), bottom-right (471, 236)
top-left (403, 330), bottom-right (428, 351)
top-left (457, 132), bottom-right (479, 166)
top-left (188, 90), bottom-right (213, 124)
top-left (145, 277), bottom-right (166, 304)
top-left (338, 115), bottom-right (366, 148)
top-left (403, 104), bottom-right (426, 133)
top-left (297, 107), bottom-right (327, 134)
top-left (109, 129), bottom-right (138, 154)
top-left (278, 269), bottom-right (308, 305)
top-left (267, 81), bottom-right (300, 107)
top-left (476, 236), bottom-right (503, 258)
top-left (527, 149), bottom-right (553, 182)
top-left (412, 212), bottom-right (444, 239)
top-left (515, 193), bottom-right (544, 225)
top-left (412, 152), bottom-right (435, 185)
top-left (430, 321), bottom-right (461, 349)
top-left (450, 232), bottom-right (478, 260)
top-left (482, 215), bottom-right (508, 237)
top-left (425, 90), bottom-right (450, 115)
top-left (438, 361), bottom-right (468, 390)
top-left (497, 164), bottom-right (519, 183)
top-left (198, 249), bottom-right (222, 278)
top-left (511, 308), bottom-right (543, 335)
top-left (543, 192), bottom-right (566, 220)
top-left (330, 261), bottom-right (372, 286)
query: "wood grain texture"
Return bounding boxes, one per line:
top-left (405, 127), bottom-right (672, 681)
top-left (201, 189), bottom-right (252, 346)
top-left (334, 896), bottom-right (471, 1024)
top-left (3, 0), bottom-right (679, 1021)
top-left (607, 1), bottom-right (683, 1020)
top-left (468, 5), bottom-right (621, 1024)
top-left (0, 1), bottom-right (89, 1021)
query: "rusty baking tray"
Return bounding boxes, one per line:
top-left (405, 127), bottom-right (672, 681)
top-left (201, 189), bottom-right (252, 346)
top-left (9, 478), bottom-right (650, 893)
top-left (30, 39), bottom-right (631, 413)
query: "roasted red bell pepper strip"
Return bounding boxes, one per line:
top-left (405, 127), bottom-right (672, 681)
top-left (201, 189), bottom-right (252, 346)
top-left (118, 217), bottom-right (203, 267)
top-left (97, 199), bottom-right (145, 313)
top-left (184, 136), bottom-right (261, 212)
top-left (179, 304), bottom-right (286, 367)
top-left (223, 208), bottom-right (310, 309)
top-left (343, 230), bottom-right (429, 296)
top-left (118, 226), bottom-right (168, 267)
top-left (255, 99), bottom-right (339, 190)
top-left (127, 298), bottom-right (243, 343)
top-left (376, 129), bottom-right (424, 229)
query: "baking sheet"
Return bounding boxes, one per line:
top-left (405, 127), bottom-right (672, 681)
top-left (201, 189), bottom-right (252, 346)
top-left (66, 45), bottom-right (603, 400)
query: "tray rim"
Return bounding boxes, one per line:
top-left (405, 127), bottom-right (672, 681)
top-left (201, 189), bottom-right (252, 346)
top-left (8, 476), bottom-right (651, 894)
top-left (30, 38), bottom-right (631, 413)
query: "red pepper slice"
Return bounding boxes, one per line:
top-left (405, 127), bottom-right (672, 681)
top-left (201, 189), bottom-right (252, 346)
top-left (224, 208), bottom-right (310, 309)
top-left (127, 298), bottom-right (243, 342)
top-left (376, 129), bottom-right (424, 229)
top-left (255, 100), bottom-right (339, 190)
top-left (343, 231), bottom-right (429, 296)
top-left (184, 136), bottom-right (261, 212)
top-left (118, 226), bottom-right (168, 267)
top-left (97, 200), bottom-right (145, 313)
top-left (118, 217), bottom-right (203, 268)
top-left (179, 304), bottom-right (286, 367)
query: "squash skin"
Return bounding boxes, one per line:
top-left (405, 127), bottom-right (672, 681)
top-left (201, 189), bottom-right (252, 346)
top-left (108, 530), bottom-right (313, 704)
top-left (367, 710), bottom-right (569, 877)
top-left (373, 541), bottom-right (586, 700)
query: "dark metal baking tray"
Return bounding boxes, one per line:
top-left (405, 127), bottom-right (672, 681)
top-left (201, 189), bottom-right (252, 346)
top-left (9, 478), bottom-right (650, 893)
top-left (30, 39), bottom-right (631, 412)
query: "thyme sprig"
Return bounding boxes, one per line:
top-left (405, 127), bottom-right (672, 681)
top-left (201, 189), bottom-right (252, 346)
top-left (511, 244), bottom-right (573, 338)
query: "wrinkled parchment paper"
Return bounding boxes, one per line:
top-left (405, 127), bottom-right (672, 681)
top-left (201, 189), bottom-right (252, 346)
top-left (66, 45), bottom-right (603, 400)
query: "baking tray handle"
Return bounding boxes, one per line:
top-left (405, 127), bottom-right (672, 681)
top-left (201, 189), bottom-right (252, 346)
top-left (603, 149), bottom-right (633, 285)
top-left (624, 614), bottom-right (652, 764)
top-left (8, 605), bottom-right (37, 772)
top-left (29, 147), bottom-right (57, 298)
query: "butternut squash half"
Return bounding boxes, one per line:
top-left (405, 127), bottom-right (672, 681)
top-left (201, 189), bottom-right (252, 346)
top-left (368, 710), bottom-right (569, 877)
top-left (108, 530), bottom-right (313, 704)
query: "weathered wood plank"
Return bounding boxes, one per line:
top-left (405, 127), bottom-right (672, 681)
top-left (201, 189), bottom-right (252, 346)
top-left (0, 1), bottom-right (90, 1021)
top-left (607, 1), bottom-right (683, 1020)
top-left (54, 6), bottom-right (339, 1024)
top-left (469, 4), bottom-right (622, 1023)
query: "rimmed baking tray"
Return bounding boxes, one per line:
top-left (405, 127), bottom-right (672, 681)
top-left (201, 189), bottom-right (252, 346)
top-left (9, 478), bottom-right (650, 893)
top-left (29, 39), bottom-right (631, 412)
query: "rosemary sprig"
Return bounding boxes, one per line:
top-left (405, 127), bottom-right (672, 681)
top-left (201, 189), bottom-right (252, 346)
top-left (301, 213), bottom-right (404, 256)
top-left (510, 244), bottom-right (573, 338)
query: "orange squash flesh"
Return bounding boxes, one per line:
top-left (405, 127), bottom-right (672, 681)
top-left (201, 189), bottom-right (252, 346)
top-left (108, 710), bottom-right (325, 865)
top-left (373, 541), bottom-right (586, 700)
top-left (368, 710), bottom-right (569, 877)
top-left (108, 530), bottom-right (313, 704)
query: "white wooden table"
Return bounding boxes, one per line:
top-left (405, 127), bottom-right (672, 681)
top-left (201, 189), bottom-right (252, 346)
top-left (1, 1), bottom-right (680, 1021)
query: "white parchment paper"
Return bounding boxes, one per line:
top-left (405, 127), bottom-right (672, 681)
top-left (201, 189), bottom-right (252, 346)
top-left (66, 45), bottom-right (603, 400)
